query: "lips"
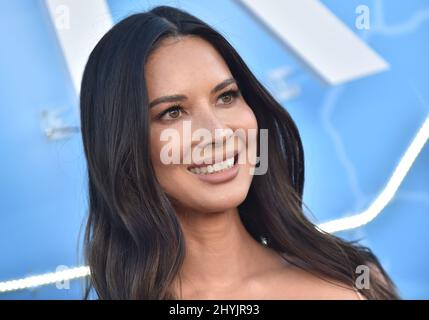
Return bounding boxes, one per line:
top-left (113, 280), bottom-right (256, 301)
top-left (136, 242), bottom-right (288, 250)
top-left (187, 150), bottom-right (239, 171)
top-left (188, 154), bottom-right (238, 175)
top-left (187, 152), bottom-right (240, 184)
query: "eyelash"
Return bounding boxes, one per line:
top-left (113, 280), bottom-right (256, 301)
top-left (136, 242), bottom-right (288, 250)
top-left (157, 89), bottom-right (241, 121)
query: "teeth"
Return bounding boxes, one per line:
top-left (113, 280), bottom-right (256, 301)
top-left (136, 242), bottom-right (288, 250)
top-left (189, 156), bottom-right (235, 175)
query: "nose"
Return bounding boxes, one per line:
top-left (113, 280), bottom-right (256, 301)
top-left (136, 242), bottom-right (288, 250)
top-left (192, 107), bottom-right (234, 149)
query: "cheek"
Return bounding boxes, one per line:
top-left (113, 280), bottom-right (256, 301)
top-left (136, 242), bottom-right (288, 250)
top-left (149, 128), bottom-right (176, 186)
top-left (149, 126), bottom-right (191, 200)
top-left (149, 128), bottom-right (163, 168)
top-left (232, 102), bottom-right (259, 147)
top-left (233, 102), bottom-right (258, 131)
top-left (233, 103), bottom-right (259, 173)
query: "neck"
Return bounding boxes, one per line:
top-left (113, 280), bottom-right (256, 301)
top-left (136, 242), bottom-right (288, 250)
top-left (172, 206), bottom-right (285, 297)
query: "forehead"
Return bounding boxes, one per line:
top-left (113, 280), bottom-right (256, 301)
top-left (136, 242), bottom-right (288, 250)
top-left (144, 36), bottom-right (232, 98)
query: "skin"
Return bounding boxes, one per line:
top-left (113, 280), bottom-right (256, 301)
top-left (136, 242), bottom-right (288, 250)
top-left (145, 35), bottom-right (362, 300)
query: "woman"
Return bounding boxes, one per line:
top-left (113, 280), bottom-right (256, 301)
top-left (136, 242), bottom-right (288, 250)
top-left (80, 5), bottom-right (399, 299)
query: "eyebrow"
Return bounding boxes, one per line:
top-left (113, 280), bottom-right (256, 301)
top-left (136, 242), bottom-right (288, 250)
top-left (148, 77), bottom-right (236, 108)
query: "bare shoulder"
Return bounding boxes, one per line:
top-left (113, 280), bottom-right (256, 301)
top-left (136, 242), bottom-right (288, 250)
top-left (253, 264), bottom-right (364, 300)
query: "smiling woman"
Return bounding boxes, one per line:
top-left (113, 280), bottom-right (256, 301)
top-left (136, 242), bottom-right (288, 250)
top-left (79, 5), bottom-right (399, 300)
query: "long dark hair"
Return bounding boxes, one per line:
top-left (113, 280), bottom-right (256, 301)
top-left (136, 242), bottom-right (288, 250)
top-left (80, 5), bottom-right (399, 299)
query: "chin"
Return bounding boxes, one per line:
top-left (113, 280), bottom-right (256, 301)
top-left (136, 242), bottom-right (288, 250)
top-left (158, 161), bottom-right (254, 211)
top-left (188, 187), bottom-right (250, 213)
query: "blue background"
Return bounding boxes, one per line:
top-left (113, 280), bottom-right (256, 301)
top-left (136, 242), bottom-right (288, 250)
top-left (0, 0), bottom-right (428, 299)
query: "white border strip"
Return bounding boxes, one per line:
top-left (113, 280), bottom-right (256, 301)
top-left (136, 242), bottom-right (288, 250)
top-left (45, 0), bottom-right (113, 94)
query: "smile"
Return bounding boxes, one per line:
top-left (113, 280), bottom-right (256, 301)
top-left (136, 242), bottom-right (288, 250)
top-left (187, 153), bottom-right (240, 184)
top-left (188, 155), bottom-right (236, 175)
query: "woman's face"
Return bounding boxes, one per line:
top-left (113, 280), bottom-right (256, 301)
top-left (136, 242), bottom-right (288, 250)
top-left (145, 35), bottom-right (258, 214)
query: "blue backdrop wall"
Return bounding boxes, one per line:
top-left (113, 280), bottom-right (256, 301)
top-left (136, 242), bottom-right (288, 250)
top-left (0, 0), bottom-right (428, 299)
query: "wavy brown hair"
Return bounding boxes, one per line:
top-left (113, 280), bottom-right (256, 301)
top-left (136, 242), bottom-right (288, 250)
top-left (80, 5), bottom-right (399, 299)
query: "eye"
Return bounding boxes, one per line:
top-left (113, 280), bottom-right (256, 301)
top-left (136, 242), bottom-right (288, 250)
top-left (158, 105), bottom-right (183, 121)
top-left (217, 89), bottom-right (240, 105)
